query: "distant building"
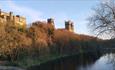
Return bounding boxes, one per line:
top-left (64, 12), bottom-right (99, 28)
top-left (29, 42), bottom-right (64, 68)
top-left (31, 18), bottom-right (74, 32)
top-left (0, 9), bottom-right (75, 32)
top-left (0, 8), bottom-right (74, 32)
top-left (0, 9), bottom-right (26, 29)
top-left (47, 18), bottom-right (54, 26)
top-left (65, 20), bottom-right (74, 32)
top-left (47, 18), bottom-right (74, 32)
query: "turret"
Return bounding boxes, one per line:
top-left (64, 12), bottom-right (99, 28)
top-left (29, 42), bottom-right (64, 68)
top-left (9, 11), bottom-right (13, 16)
top-left (65, 20), bottom-right (74, 32)
top-left (9, 11), bottom-right (13, 20)
top-left (16, 15), bottom-right (20, 17)
top-left (47, 18), bottom-right (54, 27)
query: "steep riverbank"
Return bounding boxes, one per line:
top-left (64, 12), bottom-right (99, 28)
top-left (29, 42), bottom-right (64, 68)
top-left (0, 48), bottom-right (114, 70)
top-left (0, 20), bottom-right (114, 69)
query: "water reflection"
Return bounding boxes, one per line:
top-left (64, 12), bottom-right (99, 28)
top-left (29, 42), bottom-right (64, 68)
top-left (27, 52), bottom-right (100, 70)
top-left (27, 53), bottom-right (115, 70)
top-left (78, 53), bottom-right (115, 70)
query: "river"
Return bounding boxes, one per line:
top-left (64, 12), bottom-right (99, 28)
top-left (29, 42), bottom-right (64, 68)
top-left (27, 52), bottom-right (115, 70)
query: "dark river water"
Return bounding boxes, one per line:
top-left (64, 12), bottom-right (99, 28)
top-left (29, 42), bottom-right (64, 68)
top-left (28, 52), bottom-right (115, 70)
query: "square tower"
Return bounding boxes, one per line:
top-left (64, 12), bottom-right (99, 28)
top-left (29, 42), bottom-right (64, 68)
top-left (47, 18), bottom-right (54, 26)
top-left (65, 20), bottom-right (74, 32)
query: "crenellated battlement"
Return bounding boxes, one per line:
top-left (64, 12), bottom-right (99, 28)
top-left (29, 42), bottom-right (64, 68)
top-left (0, 9), bottom-right (26, 29)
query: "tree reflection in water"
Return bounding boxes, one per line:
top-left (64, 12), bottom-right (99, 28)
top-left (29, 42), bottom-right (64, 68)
top-left (78, 53), bottom-right (115, 70)
top-left (106, 53), bottom-right (115, 70)
top-left (27, 52), bottom-right (101, 70)
top-left (28, 53), bottom-right (115, 70)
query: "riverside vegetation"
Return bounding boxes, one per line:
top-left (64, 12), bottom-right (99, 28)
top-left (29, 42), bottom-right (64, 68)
top-left (0, 20), bottom-right (114, 69)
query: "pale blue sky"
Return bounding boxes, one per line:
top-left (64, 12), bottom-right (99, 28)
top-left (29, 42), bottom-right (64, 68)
top-left (0, 0), bottom-right (105, 36)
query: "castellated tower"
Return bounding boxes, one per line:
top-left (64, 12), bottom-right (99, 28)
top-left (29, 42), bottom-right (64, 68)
top-left (9, 11), bottom-right (13, 21)
top-left (0, 9), bottom-right (26, 29)
top-left (65, 20), bottom-right (74, 32)
top-left (47, 18), bottom-right (55, 28)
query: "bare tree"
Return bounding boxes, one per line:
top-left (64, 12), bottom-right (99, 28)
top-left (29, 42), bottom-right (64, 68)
top-left (88, 0), bottom-right (115, 39)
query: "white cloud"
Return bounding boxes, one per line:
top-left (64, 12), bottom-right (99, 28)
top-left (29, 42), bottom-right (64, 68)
top-left (7, 0), bottom-right (43, 23)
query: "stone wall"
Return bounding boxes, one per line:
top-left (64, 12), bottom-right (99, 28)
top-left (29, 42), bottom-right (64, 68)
top-left (0, 9), bottom-right (26, 29)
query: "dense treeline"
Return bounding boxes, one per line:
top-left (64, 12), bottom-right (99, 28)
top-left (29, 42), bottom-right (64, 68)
top-left (0, 20), bottom-right (113, 67)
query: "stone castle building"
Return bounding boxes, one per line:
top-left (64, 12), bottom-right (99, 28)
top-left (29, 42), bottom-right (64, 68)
top-left (0, 9), bottom-right (26, 29)
top-left (65, 20), bottom-right (74, 32)
top-left (47, 18), bottom-right (74, 32)
top-left (47, 18), bottom-right (54, 26)
top-left (0, 9), bottom-right (74, 32)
